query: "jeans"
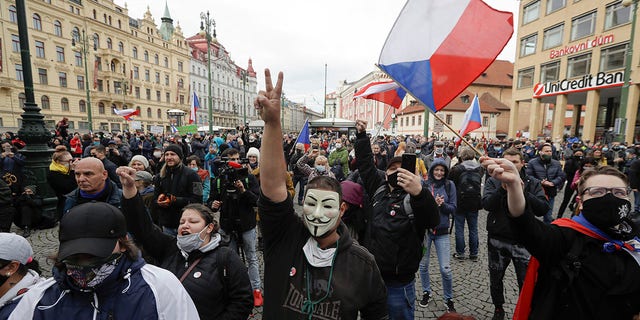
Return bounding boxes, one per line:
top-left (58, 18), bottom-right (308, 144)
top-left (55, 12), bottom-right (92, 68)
top-left (419, 233), bottom-right (453, 301)
top-left (292, 175), bottom-right (307, 202)
top-left (224, 228), bottom-right (262, 290)
top-left (386, 279), bottom-right (416, 320)
top-left (543, 196), bottom-right (555, 224)
top-left (454, 211), bottom-right (478, 256)
top-left (488, 238), bottom-right (530, 307)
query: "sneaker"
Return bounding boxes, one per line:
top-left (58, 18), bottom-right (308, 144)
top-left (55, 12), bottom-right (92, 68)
top-left (418, 292), bottom-right (432, 307)
top-left (446, 299), bottom-right (456, 312)
top-left (492, 306), bottom-right (505, 320)
top-left (253, 289), bottom-right (264, 307)
top-left (453, 253), bottom-right (466, 260)
top-left (469, 254), bottom-right (478, 261)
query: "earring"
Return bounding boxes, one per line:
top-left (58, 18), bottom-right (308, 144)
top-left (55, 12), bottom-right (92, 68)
top-left (5, 273), bottom-right (10, 277)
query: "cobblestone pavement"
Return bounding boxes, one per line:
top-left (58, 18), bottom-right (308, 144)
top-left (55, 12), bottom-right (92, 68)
top-left (14, 195), bottom-right (560, 320)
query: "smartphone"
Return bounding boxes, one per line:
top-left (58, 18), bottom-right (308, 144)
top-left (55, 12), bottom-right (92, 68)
top-left (401, 153), bottom-right (417, 172)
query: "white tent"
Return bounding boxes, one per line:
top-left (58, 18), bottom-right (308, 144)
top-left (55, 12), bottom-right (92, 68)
top-left (309, 117), bottom-right (356, 128)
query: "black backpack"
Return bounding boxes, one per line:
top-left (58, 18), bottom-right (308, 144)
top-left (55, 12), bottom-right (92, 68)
top-left (456, 166), bottom-right (482, 211)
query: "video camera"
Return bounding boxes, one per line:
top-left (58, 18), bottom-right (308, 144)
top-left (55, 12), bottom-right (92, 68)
top-left (214, 157), bottom-right (250, 195)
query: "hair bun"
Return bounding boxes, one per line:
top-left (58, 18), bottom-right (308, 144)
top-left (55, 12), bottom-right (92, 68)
top-left (55, 145), bottom-right (68, 152)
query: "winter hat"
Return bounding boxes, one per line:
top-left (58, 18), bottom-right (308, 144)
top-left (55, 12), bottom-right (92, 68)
top-left (341, 181), bottom-right (364, 207)
top-left (247, 147), bottom-right (260, 161)
top-left (134, 171), bottom-right (153, 184)
top-left (130, 155), bottom-right (149, 169)
top-left (164, 144), bottom-right (184, 159)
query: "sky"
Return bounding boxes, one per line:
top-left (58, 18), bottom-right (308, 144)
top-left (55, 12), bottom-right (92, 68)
top-left (119, 0), bottom-right (520, 113)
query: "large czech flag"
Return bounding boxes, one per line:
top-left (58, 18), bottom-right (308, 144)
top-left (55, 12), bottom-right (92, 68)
top-left (378, 0), bottom-right (513, 113)
top-left (353, 81), bottom-right (407, 109)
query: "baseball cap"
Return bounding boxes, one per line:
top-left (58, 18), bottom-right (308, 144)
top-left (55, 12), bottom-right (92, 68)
top-left (135, 171), bottom-right (153, 184)
top-left (58, 202), bottom-right (127, 261)
top-left (387, 156), bottom-right (403, 170)
top-left (0, 233), bottom-right (33, 265)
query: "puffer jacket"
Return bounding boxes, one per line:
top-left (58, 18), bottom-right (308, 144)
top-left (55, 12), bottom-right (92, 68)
top-left (422, 159), bottom-right (457, 235)
top-left (0, 256), bottom-right (199, 320)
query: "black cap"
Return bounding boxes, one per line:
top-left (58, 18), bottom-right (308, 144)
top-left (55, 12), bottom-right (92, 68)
top-left (58, 202), bottom-right (127, 261)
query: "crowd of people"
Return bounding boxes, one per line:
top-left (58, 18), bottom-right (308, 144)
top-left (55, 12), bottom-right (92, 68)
top-left (0, 69), bottom-right (638, 319)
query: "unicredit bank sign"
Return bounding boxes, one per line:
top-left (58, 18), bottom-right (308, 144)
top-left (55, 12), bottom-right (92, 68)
top-left (533, 71), bottom-right (624, 98)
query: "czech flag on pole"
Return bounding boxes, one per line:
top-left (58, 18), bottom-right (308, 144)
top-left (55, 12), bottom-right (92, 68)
top-left (353, 81), bottom-right (407, 109)
top-left (378, 0), bottom-right (513, 113)
top-left (113, 108), bottom-right (140, 121)
top-left (190, 91), bottom-right (200, 124)
top-left (455, 94), bottom-right (482, 146)
top-left (294, 119), bottom-right (311, 150)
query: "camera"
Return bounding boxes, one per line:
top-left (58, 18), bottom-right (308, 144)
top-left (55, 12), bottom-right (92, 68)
top-left (214, 157), bottom-right (250, 196)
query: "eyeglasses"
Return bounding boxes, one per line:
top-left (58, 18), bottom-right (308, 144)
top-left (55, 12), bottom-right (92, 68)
top-left (581, 186), bottom-right (631, 199)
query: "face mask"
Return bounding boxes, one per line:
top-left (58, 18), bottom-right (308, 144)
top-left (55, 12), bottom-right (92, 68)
top-left (602, 147), bottom-right (609, 152)
top-left (387, 171), bottom-right (400, 189)
top-left (93, 141), bottom-right (100, 146)
top-left (541, 154), bottom-right (551, 161)
top-left (153, 151), bottom-right (162, 158)
top-left (191, 167), bottom-right (198, 172)
top-left (574, 155), bottom-right (584, 161)
top-left (302, 189), bottom-right (341, 238)
top-left (581, 193), bottom-right (631, 235)
top-left (435, 147), bottom-right (444, 154)
top-left (315, 165), bottom-right (326, 173)
top-left (335, 143), bottom-right (342, 149)
top-left (415, 150), bottom-right (421, 154)
top-left (494, 147), bottom-right (502, 151)
top-left (65, 253), bottom-right (122, 289)
top-left (176, 227), bottom-right (208, 253)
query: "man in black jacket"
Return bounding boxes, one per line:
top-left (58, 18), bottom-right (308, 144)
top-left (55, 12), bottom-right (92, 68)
top-left (483, 148), bottom-right (549, 320)
top-left (257, 69), bottom-right (388, 319)
top-left (152, 144), bottom-right (203, 236)
top-left (354, 119), bottom-right (439, 319)
top-left (557, 149), bottom-right (584, 219)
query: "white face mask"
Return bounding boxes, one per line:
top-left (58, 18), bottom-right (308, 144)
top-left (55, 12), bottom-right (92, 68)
top-left (302, 189), bottom-right (341, 238)
top-left (335, 143), bottom-right (342, 149)
top-left (176, 226), bottom-right (208, 253)
top-left (153, 151), bottom-right (162, 158)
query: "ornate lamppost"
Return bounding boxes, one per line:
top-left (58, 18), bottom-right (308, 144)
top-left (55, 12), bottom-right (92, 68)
top-left (200, 11), bottom-right (216, 135)
top-left (72, 30), bottom-right (95, 132)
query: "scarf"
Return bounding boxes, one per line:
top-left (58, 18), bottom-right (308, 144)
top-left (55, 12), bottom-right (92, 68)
top-left (49, 161), bottom-right (69, 175)
top-left (302, 237), bottom-right (337, 267)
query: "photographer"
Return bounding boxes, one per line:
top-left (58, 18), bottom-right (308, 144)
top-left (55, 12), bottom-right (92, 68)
top-left (207, 148), bottom-right (263, 307)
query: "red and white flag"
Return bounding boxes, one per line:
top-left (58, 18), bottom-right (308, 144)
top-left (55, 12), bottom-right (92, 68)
top-left (353, 81), bottom-right (406, 109)
top-left (113, 108), bottom-right (140, 120)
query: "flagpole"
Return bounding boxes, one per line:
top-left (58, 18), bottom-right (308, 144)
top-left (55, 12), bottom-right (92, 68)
top-left (374, 64), bottom-right (481, 155)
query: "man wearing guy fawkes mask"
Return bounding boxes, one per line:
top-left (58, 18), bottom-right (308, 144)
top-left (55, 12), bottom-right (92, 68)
top-left (354, 119), bottom-right (440, 318)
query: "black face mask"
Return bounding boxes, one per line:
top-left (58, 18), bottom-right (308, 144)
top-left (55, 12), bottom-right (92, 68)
top-left (574, 155), bottom-right (584, 161)
top-left (387, 171), bottom-right (400, 189)
top-left (581, 193), bottom-right (632, 237)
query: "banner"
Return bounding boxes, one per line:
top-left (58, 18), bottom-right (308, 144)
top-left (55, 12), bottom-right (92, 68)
top-left (177, 124), bottom-right (198, 135)
top-left (130, 121), bottom-right (142, 130)
top-left (150, 125), bottom-right (164, 135)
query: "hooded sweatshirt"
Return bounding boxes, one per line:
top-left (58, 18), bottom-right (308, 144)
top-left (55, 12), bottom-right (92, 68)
top-left (423, 158), bottom-right (457, 235)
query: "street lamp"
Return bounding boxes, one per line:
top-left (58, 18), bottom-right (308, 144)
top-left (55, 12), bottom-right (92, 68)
top-left (391, 111), bottom-right (397, 134)
top-left (72, 29), bottom-right (95, 132)
top-left (200, 11), bottom-right (216, 135)
top-left (617, 0), bottom-right (638, 143)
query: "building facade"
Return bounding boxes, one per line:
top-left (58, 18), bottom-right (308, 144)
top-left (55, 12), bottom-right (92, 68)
top-left (511, 0), bottom-right (639, 143)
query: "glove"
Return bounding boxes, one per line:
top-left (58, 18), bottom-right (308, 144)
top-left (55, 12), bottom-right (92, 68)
top-left (157, 194), bottom-right (176, 207)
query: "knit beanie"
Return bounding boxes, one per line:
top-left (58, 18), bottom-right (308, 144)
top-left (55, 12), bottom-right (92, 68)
top-left (247, 147), bottom-right (260, 161)
top-left (130, 155), bottom-right (149, 169)
top-left (164, 144), bottom-right (184, 159)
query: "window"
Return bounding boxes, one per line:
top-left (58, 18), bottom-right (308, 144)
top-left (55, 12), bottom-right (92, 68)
top-left (540, 61), bottom-right (560, 82)
top-left (135, 87), bottom-right (140, 99)
top-left (77, 75), bottom-right (85, 90)
top-left (543, 24), bottom-right (564, 50)
top-left (157, 109), bottom-right (162, 118)
top-left (38, 68), bottom-right (48, 84)
top-left (61, 98), bottom-right (69, 111)
top-left (56, 46), bottom-right (65, 62)
top-left (546, 0), bottom-right (566, 14)
top-left (145, 69), bottom-right (150, 81)
top-left (156, 90), bottom-right (161, 101)
top-left (118, 42), bottom-right (124, 53)
top-left (523, 1), bottom-right (540, 24)
top-left (98, 102), bottom-right (105, 114)
top-left (411, 116), bottom-right (415, 126)
top-left (164, 57), bottom-right (168, 67)
top-left (517, 67), bottom-right (535, 88)
top-left (567, 53), bottom-right (592, 78)
top-left (59, 72), bottom-right (67, 87)
top-left (79, 100), bottom-right (86, 113)
top-left (146, 88), bottom-right (151, 100)
top-left (33, 13), bottom-right (42, 30)
top-left (165, 75), bottom-right (170, 85)
top-left (53, 20), bottom-right (62, 37)
top-left (600, 43), bottom-right (627, 72)
top-left (154, 54), bottom-right (159, 65)
top-left (18, 93), bottom-right (26, 108)
top-left (11, 35), bottom-right (20, 52)
top-left (445, 114), bottom-right (453, 125)
top-left (15, 64), bottom-right (23, 81)
top-left (9, 6), bottom-right (17, 23)
top-left (418, 115), bottom-right (422, 126)
top-left (166, 92), bottom-right (170, 103)
top-left (97, 80), bottom-right (103, 91)
top-left (144, 50), bottom-right (149, 62)
top-left (92, 9), bottom-right (96, 19)
top-left (155, 72), bottom-right (160, 83)
top-left (147, 108), bottom-right (152, 118)
top-left (93, 34), bottom-right (100, 49)
top-left (132, 47), bottom-right (138, 59)
top-left (520, 34), bottom-right (537, 57)
top-left (72, 27), bottom-right (80, 43)
top-left (571, 11), bottom-right (596, 41)
top-left (41, 96), bottom-right (50, 109)
top-left (606, 1), bottom-right (631, 30)
top-left (35, 41), bottom-right (45, 58)
top-left (483, 116), bottom-right (489, 127)
top-left (106, 38), bottom-right (112, 49)
top-left (180, 95), bottom-right (185, 104)
top-left (178, 78), bottom-right (184, 88)
top-left (133, 67), bottom-right (139, 79)
top-left (75, 51), bottom-right (83, 67)
top-left (178, 61), bottom-right (183, 72)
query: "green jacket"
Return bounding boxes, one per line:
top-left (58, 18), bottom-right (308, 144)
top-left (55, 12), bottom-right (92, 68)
top-left (329, 147), bottom-right (349, 176)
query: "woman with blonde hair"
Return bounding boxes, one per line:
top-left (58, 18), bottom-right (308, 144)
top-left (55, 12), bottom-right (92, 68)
top-left (46, 145), bottom-right (77, 220)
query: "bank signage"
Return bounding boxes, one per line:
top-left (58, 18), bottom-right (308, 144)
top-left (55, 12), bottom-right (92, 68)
top-left (549, 34), bottom-right (615, 59)
top-left (533, 71), bottom-right (624, 98)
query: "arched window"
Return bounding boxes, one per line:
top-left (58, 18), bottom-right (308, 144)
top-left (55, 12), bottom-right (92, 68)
top-left (118, 20), bottom-right (121, 29)
top-left (136, 106), bottom-right (141, 115)
top-left (164, 57), bottom-right (168, 67)
top-left (8, 6), bottom-right (17, 23)
top-left (93, 34), bottom-right (99, 49)
top-left (106, 38), bottom-right (112, 49)
top-left (157, 109), bottom-right (162, 119)
top-left (18, 93), bottom-right (26, 108)
top-left (132, 47), bottom-right (138, 59)
top-left (178, 78), bottom-right (184, 88)
top-left (110, 60), bottom-right (116, 72)
top-left (154, 54), bottom-right (159, 65)
top-left (98, 102), bottom-right (105, 114)
top-left (144, 50), bottom-right (149, 62)
top-left (53, 20), bottom-right (62, 37)
top-left (61, 98), bottom-right (69, 111)
top-left (147, 108), bottom-right (152, 118)
top-left (108, 16), bottom-right (112, 25)
top-left (72, 27), bottom-right (80, 42)
top-left (41, 95), bottom-right (50, 109)
top-left (118, 42), bottom-right (124, 53)
top-left (79, 100), bottom-right (86, 113)
top-left (32, 13), bottom-right (42, 30)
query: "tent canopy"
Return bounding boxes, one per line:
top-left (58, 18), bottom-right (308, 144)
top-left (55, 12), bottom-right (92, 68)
top-left (309, 117), bottom-right (355, 128)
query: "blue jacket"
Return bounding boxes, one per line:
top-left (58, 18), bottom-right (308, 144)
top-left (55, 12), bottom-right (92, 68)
top-left (63, 180), bottom-right (122, 214)
top-left (423, 159), bottom-right (456, 235)
top-left (0, 257), bottom-right (199, 320)
top-left (525, 156), bottom-right (566, 196)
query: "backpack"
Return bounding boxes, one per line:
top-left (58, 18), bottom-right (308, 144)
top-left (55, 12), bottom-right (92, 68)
top-left (456, 166), bottom-right (482, 211)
